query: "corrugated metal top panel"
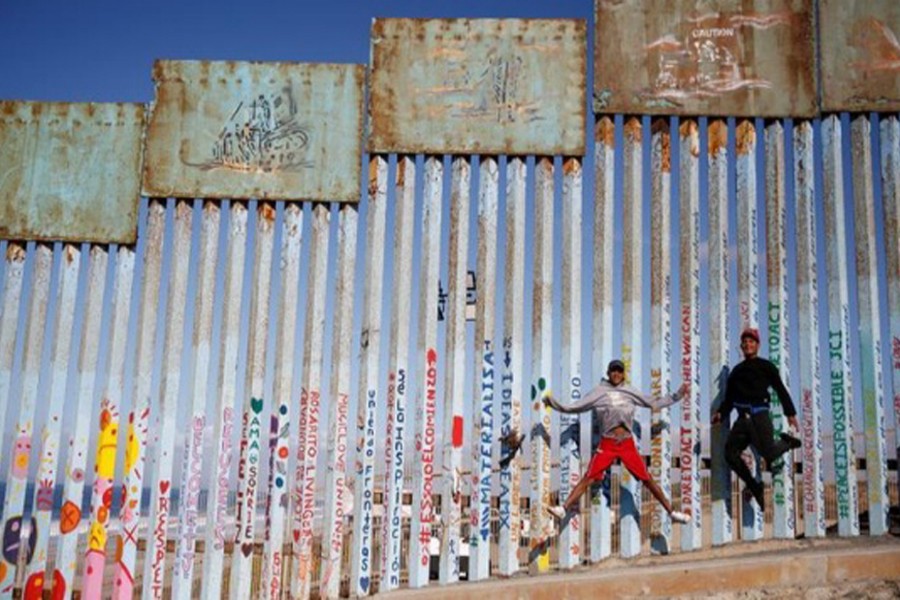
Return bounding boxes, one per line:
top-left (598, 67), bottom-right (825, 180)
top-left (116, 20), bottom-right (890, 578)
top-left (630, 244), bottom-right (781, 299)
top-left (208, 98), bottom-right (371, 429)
top-left (594, 0), bottom-right (817, 117)
top-left (820, 0), bottom-right (900, 113)
top-left (142, 60), bottom-right (365, 202)
top-left (368, 18), bottom-right (586, 156)
top-left (0, 101), bottom-right (145, 244)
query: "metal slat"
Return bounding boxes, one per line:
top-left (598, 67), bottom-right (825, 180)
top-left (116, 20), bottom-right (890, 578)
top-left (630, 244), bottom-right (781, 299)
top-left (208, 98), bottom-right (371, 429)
top-left (318, 205), bottom-right (357, 599)
top-left (708, 119), bottom-right (732, 547)
top-left (348, 156), bottom-right (387, 597)
top-left (439, 156), bottom-right (470, 584)
top-left (470, 156), bottom-right (498, 581)
top-left (793, 121), bottom-right (826, 538)
top-left (497, 156), bottom-right (526, 575)
top-left (529, 157), bottom-right (553, 574)
top-left (144, 200), bottom-right (193, 600)
top-left (678, 120), bottom-right (702, 552)
top-left (230, 202), bottom-right (276, 598)
top-left (381, 157), bottom-right (416, 592)
top-left (620, 118), bottom-right (643, 558)
top-left (559, 157), bottom-right (583, 568)
top-left (200, 202), bottom-right (248, 598)
top-left (821, 116), bottom-right (861, 537)
top-left (0, 244), bottom-right (26, 466)
top-left (850, 114), bottom-right (890, 536)
top-left (408, 157), bottom-right (443, 588)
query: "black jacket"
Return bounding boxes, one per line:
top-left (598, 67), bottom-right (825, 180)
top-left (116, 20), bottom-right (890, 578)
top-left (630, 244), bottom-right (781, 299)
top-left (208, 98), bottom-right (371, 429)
top-left (719, 356), bottom-right (796, 418)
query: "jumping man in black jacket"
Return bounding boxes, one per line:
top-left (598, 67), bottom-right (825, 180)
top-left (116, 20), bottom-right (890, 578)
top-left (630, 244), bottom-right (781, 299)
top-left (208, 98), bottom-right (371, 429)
top-left (712, 328), bottom-right (802, 509)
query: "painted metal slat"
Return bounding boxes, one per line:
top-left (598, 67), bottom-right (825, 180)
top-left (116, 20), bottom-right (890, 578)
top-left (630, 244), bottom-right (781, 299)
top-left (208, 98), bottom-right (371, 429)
top-left (850, 114), bottom-right (890, 536)
top-left (793, 121), bottom-right (825, 538)
top-left (650, 119), bottom-right (675, 555)
top-left (559, 157), bottom-right (583, 568)
top-left (439, 156), bottom-right (470, 584)
top-left (381, 157), bottom-right (416, 592)
top-left (764, 121), bottom-right (794, 540)
top-left (591, 118), bottom-right (614, 562)
top-left (230, 202), bottom-right (276, 598)
top-left (173, 202), bottom-right (221, 599)
top-left (0, 244), bottom-right (26, 468)
top-left (529, 157), bottom-right (553, 573)
top-left (259, 203), bottom-right (302, 600)
top-left (144, 199), bottom-right (193, 600)
top-left (292, 203), bottom-right (331, 600)
top-left (707, 120), bottom-right (732, 547)
top-left (200, 202), bottom-right (248, 598)
top-left (620, 119), bottom-right (643, 559)
top-left (497, 156), bottom-right (525, 576)
top-left (319, 205), bottom-right (357, 599)
top-left (821, 116), bottom-right (860, 537)
top-left (678, 120), bottom-right (702, 552)
top-left (348, 156), bottom-right (387, 597)
top-left (23, 244), bottom-right (80, 591)
top-left (736, 121), bottom-right (764, 540)
top-left (113, 200), bottom-right (165, 600)
top-left (82, 248), bottom-right (135, 599)
top-left (879, 115), bottom-right (900, 485)
top-left (0, 243), bottom-right (52, 594)
top-left (470, 156), bottom-right (498, 580)
top-left (409, 157), bottom-right (444, 587)
top-left (54, 246), bottom-right (108, 599)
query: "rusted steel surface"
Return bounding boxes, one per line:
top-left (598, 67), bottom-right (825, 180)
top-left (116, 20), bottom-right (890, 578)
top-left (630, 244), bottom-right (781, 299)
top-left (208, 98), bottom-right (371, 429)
top-left (0, 101), bottom-right (144, 244)
top-left (594, 0), bottom-right (817, 117)
top-left (142, 60), bottom-right (364, 202)
top-left (820, 0), bottom-right (900, 112)
top-left (368, 19), bottom-right (586, 156)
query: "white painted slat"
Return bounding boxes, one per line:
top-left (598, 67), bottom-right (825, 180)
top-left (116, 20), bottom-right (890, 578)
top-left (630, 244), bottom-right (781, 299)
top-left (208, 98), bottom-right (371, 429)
top-left (54, 245), bottom-right (108, 599)
top-left (409, 157), bottom-right (444, 588)
top-left (707, 120), bottom-right (732, 547)
top-left (200, 202), bottom-right (248, 598)
top-left (439, 156), bottom-right (470, 584)
top-left (144, 200), bottom-right (193, 600)
top-left (259, 203), bottom-right (302, 600)
top-left (821, 116), bottom-right (860, 537)
top-left (348, 156), bottom-right (387, 597)
top-left (318, 205), bottom-right (357, 599)
top-left (173, 201), bottom-right (221, 599)
top-left (0, 244), bottom-right (26, 469)
top-left (559, 157), bottom-right (583, 568)
top-left (793, 121), bottom-right (825, 538)
top-left (290, 203), bottom-right (330, 600)
top-left (591, 118), bottom-right (615, 562)
top-left (381, 157), bottom-right (416, 592)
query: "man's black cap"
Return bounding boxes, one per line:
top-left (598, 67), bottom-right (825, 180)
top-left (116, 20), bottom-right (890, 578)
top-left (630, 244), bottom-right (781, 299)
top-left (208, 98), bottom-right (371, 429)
top-left (607, 359), bottom-right (625, 372)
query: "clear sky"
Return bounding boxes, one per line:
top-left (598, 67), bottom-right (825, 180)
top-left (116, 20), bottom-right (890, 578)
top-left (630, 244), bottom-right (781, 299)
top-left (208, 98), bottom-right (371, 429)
top-left (0, 0), bottom-right (592, 103)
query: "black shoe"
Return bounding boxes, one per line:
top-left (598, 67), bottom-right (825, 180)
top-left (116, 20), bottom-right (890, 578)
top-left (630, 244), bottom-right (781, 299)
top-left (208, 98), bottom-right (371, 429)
top-left (780, 432), bottom-right (802, 450)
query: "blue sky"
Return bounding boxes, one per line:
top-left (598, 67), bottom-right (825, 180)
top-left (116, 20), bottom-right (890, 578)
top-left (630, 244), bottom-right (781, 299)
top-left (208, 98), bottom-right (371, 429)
top-left (0, 0), bottom-right (592, 103)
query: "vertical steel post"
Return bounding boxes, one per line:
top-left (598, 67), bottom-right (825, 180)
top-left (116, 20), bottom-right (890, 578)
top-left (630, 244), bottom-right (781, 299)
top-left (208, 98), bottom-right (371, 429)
top-left (850, 114), bottom-right (890, 536)
top-left (439, 156), bottom-right (470, 584)
top-left (708, 120), bottom-right (732, 546)
top-left (319, 205), bottom-right (357, 599)
top-left (349, 156), bottom-right (387, 597)
top-left (497, 156), bottom-right (526, 575)
top-left (591, 118), bottom-right (615, 562)
top-left (821, 116), bottom-right (861, 537)
top-left (0, 244), bottom-right (26, 469)
top-left (470, 156), bottom-right (498, 580)
top-left (678, 120), bottom-right (702, 552)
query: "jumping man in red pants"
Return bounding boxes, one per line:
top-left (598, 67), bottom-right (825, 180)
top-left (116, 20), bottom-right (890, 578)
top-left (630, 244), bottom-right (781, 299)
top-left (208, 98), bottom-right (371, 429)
top-left (543, 359), bottom-right (691, 524)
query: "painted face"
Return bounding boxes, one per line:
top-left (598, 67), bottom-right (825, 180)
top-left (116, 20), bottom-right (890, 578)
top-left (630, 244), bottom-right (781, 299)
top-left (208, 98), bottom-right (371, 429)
top-left (2, 516), bottom-right (36, 565)
top-left (95, 409), bottom-right (118, 480)
top-left (12, 436), bottom-right (31, 479)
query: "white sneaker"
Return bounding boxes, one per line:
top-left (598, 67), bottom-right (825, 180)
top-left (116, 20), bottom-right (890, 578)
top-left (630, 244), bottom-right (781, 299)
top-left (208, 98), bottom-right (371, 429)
top-left (670, 510), bottom-right (691, 524)
top-left (546, 505), bottom-right (567, 521)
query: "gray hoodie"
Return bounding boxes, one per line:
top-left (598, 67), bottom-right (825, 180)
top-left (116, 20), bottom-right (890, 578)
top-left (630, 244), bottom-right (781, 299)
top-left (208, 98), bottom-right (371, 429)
top-left (543, 379), bottom-right (683, 438)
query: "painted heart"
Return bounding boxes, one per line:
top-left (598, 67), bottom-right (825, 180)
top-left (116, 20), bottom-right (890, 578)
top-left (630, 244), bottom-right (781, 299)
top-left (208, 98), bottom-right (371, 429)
top-left (251, 397), bottom-right (264, 414)
top-left (159, 480), bottom-right (171, 494)
top-left (59, 501), bottom-right (81, 534)
top-left (359, 576), bottom-right (370, 592)
top-left (51, 570), bottom-right (65, 600)
top-left (241, 543), bottom-right (253, 557)
top-left (23, 570), bottom-right (44, 600)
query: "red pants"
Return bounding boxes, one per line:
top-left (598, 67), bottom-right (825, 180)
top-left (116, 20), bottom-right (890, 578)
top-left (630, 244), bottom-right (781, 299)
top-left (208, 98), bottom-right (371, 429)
top-left (586, 436), bottom-right (650, 481)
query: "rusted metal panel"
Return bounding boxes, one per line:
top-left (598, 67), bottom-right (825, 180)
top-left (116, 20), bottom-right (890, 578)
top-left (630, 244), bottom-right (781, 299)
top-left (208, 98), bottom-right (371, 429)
top-left (368, 19), bottom-right (586, 156)
top-left (820, 0), bottom-right (900, 112)
top-left (142, 60), bottom-right (364, 202)
top-left (594, 0), bottom-right (817, 117)
top-left (0, 101), bottom-right (144, 244)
